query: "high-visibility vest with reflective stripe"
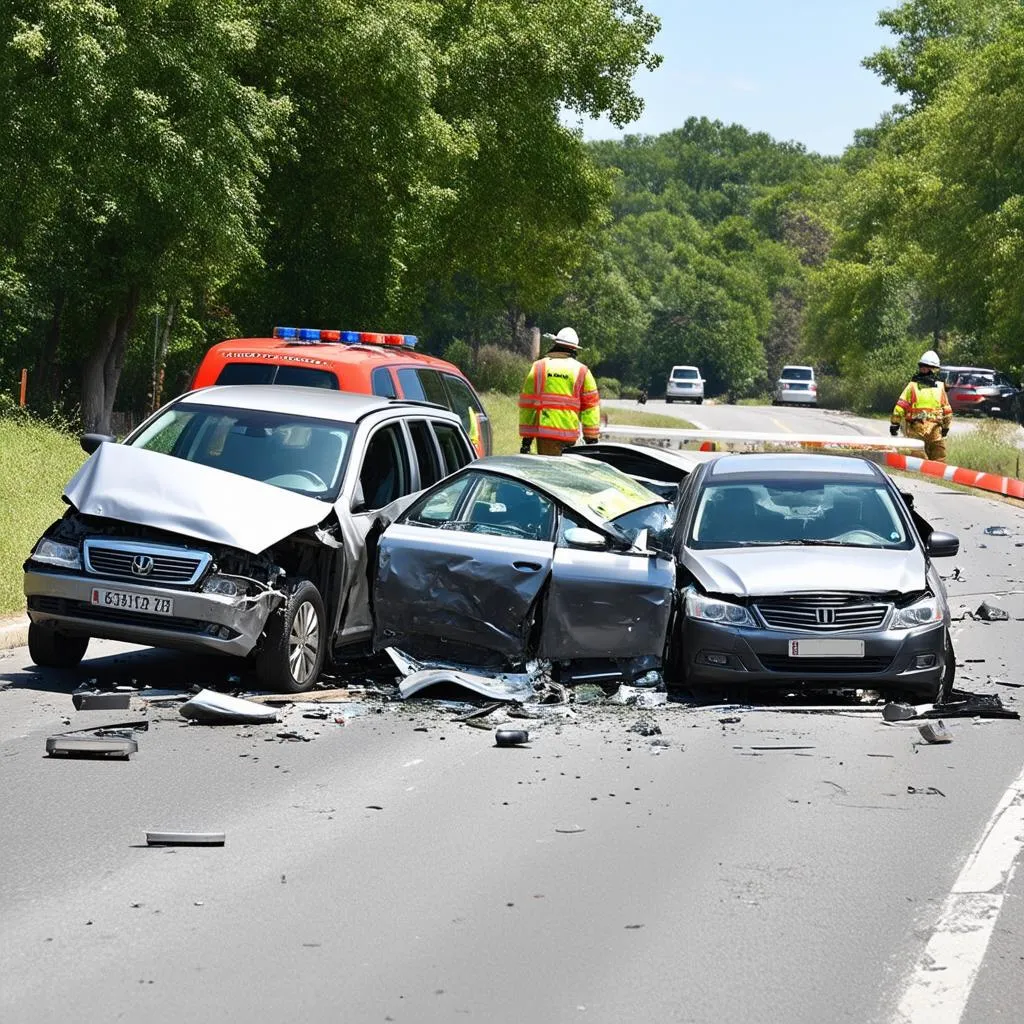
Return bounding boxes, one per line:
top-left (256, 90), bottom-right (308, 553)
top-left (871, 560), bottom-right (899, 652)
top-left (891, 379), bottom-right (952, 426)
top-left (518, 355), bottom-right (601, 443)
top-left (467, 407), bottom-right (482, 456)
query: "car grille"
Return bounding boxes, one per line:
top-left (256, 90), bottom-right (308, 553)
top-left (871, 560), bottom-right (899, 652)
top-left (83, 539), bottom-right (210, 587)
top-left (758, 654), bottom-right (892, 674)
top-left (755, 597), bottom-right (890, 633)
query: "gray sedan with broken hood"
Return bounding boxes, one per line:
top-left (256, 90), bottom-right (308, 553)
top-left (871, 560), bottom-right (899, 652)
top-left (675, 453), bottom-right (960, 701)
top-left (23, 386), bottom-right (476, 691)
top-left (372, 452), bottom-right (688, 686)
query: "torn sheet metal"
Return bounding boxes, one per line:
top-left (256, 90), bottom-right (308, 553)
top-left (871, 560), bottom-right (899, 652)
top-left (375, 524), bottom-right (554, 658)
top-left (63, 443), bottom-right (330, 554)
top-left (398, 668), bottom-right (541, 702)
top-left (539, 547), bottom-right (675, 660)
top-left (179, 689), bottom-right (279, 725)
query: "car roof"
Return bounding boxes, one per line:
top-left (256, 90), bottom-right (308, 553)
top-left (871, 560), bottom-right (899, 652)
top-left (204, 336), bottom-right (458, 369)
top-left (174, 384), bottom-right (453, 423)
top-left (780, 364), bottom-right (814, 371)
top-left (707, 452), bottom-right (880, 480)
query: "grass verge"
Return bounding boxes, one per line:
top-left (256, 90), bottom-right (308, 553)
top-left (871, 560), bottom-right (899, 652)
top-left (482, 391), bottom-right (695, 454)
top-left (947, 419), bottom-right (1024, 478)
top-left (0, 418), bottom-right (85, 616)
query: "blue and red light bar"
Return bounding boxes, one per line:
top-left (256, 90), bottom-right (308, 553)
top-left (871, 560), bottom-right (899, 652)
top-left (273, 326), bottom-right (417, 348)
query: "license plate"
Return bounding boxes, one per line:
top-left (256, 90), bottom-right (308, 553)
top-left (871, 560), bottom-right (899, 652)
top-left (90, 588), bottom-right (174, 616)
top-left (789, 638), bottom-right (864, 658)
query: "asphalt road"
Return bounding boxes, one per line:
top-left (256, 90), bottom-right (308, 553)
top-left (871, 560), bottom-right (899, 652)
top-left (4, 416), bottom-right (1024, 1023)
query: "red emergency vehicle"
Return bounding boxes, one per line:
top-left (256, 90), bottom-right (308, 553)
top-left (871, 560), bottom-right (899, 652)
top-left (191, 327), bottom-right (491, 456)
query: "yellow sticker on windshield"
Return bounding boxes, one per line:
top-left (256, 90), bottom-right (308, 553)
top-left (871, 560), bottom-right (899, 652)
top-left (587, 487), bottom-right (638, 521)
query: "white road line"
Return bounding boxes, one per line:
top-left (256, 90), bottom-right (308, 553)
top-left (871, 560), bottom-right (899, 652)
top-left (893, 760), bottom-right (1024, 1023)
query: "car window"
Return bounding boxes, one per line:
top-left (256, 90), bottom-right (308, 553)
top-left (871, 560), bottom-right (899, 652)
top-left (689, 481), bottom-right (911, 549)
top-left (216, 363), bottom-right (276, 385)
top-left (214, 363), bottom-right (339, 389)
top-left (417, 369), bottom-right (449, 407)
top-left (131, 403), bottom-right (352, 499)
top-left (442, 374), bottom-right (481, 427)
top-left (463, 476), bottom-right (555, 540)
top-left (396, 368), bottom-right (425, 402)
top-left (433, 421), bottom-right (474, 474)
top-left (406, 475), bottom-right (474, 525)
top-left (780, 367), bottom-right (813, 381)
top-left (405, 472), bottom-right (554, 540)
top-left (671, 368), bottom-right (699, 380)
top-left (358, 423), bottom-right (412, 511)
top-left (408, 420), bottom-right (442, 488)
top-left (371, 367), bottom-right (397, 398)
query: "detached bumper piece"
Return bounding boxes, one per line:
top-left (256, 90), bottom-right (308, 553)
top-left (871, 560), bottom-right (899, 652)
top-left (46, 733), bottom-right (138, 759)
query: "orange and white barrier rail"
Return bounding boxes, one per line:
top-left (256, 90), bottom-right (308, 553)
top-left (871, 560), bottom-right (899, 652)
top-left (599, 424), bottom-right (926, 453)
top-left (882, 452), bottom-right (1024, 500)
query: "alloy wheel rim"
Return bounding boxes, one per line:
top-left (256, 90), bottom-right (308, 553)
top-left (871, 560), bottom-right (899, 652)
top-left (288, 601), bottom-right (320, 683)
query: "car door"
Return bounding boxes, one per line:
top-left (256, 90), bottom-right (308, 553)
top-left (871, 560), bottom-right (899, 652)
top-left (334, 419), bottom-right (418, 644)
top-left (373, 471), bottom-right (556, 659)
top-left (539, 515), bottom-right (676, 660)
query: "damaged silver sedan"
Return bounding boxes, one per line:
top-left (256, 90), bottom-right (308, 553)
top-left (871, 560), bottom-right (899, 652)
top-left (24, 386), bottom-right (476, 691)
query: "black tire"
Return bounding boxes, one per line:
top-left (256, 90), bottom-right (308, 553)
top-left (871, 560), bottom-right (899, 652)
top-left (28, 623), bottom-right (89, 668)
top-left (255, 580), bottom-right (326, 693)
top-left (695, 397), bottom-right (704, 405)
top-left (665, 397), bottom-right (674, 404)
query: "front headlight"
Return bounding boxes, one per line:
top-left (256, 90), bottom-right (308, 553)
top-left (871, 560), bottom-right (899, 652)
top-left (201, 575), bottom-right (243, 597)
top-left (891, 594), bottom-right (942, 630)
top-left (30, 538), bottom-right (81, 570)
top-left (685, 589), bottom-right (758, 627)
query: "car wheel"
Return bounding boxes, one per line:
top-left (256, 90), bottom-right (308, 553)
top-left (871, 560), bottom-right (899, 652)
top-left (28, 623), bottom-right (89, 668)
top-left (665, 397), bottom-right (674, 404)
top-left (695, 398), bottom-right (704, 405)
top-left (255, 579), bottom-right (326, 693)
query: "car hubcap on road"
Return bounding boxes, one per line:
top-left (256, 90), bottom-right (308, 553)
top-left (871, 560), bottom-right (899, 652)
top-left (288, 602), bottom-right (320, 684)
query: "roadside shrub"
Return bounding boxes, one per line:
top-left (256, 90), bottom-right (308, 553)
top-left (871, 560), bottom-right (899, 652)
top-left (817, 371), bottom-right (895, 414)
top-left (620, 385), bottom-right (641, 400)
top-left (596, 376), bottom-right (621, 398)
top-left (442, 338), bottom-right (473, 375)
top-left (473, 344), bottom-right (531, 395)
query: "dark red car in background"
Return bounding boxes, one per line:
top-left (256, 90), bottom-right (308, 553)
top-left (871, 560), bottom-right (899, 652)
top-left (942, 367), bottom-right (1023, 422)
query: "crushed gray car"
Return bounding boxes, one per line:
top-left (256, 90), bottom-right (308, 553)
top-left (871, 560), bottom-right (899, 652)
top-left (24, 385), bottom-right (476, 691)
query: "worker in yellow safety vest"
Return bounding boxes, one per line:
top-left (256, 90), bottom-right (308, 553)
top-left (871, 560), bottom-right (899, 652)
top-left (519, 327), bottom-right (601, 455)
top-left (889, 349), bottom-right (953, 462)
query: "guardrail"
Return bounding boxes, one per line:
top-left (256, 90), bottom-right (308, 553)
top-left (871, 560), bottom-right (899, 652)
top-left (598, 424), bottom-right (926, 453)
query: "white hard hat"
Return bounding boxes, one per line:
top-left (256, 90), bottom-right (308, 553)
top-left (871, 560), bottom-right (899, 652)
top-left (543, 326), bottom-right (581, 350)
top-left (918, 350), bottom-right (940, 368)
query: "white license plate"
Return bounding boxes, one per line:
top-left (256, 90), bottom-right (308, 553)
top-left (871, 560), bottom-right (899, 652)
top-left (788, 638), bottom-right (864, 658)
top-left (90, 588), bottom-right (174, 616)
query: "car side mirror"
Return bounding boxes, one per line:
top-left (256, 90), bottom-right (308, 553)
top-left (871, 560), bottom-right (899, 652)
top-left (81, 433), bottom-right (116, 454)
top-left (564, 527), bottom-right (606, 550)
top-left (926, 531), bottom-right (959, 558)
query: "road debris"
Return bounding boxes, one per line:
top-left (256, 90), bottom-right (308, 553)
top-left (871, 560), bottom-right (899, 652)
top-left (611, 685), bottom-right (668, 707)
top-left (906, 786), bottom-right (945, 797)
top-left (179, 689), bottom-right (278, 725)
top-left (719, 716), bottom-right (742, 725)
top-left (918, 721), bottom-right (953, 744)
top-left (46, 733), bottom-right (138, 758)
top-left (145, 831), bottom-right (225, 846)
top-left (883, 693), bottom-right (1019, 721)
top-left (984, 526), bottom-right (1011, 536)
top-left (629, 716), bottom-right (662, 737)
top-left (72, 690), bottom-right (132, 711)
top-left (749, 745), bottom-right (816, 751)
top-left (494, 728), bottom-right (529, 747)
top-left (555, 826), bottom-right (586, 834)
top-left (976, 601), bottom-right (1010, 622)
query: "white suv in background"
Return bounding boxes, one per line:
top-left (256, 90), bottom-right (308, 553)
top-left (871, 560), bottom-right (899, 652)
top-left (665, 365), bottom-right (704, 404)
top-left (774, 365), bottom-right (817, 406)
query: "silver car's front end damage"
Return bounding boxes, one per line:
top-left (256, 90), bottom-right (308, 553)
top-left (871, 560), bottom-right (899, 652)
top-left (24, 443), bottom-right (338, 660)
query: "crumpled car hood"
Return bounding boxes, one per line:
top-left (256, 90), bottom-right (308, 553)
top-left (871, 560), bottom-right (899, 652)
top-left (684, 545), bottom-right (927, 598)
top-left (63, 443), bottom-right (332, 554)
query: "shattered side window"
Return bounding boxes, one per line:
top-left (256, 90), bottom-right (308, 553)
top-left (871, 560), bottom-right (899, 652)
top-left (465, 476), bottom-right (555, 540)
top-left (406, 475), bottom-right (474, 525)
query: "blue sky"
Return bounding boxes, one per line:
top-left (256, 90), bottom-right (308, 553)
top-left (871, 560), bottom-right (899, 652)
top-left (580, 1), bottom-right (900, 155)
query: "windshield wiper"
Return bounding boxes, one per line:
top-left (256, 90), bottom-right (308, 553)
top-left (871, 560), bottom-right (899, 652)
top-left (763, 539), bottom-right (849, 547)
